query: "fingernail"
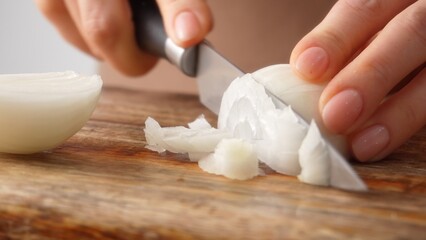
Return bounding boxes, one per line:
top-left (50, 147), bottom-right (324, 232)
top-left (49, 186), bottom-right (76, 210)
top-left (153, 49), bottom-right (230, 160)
top-left (295, 47), bottom-right (329, 80)
top-left (352, 125), bottom-right (390, 162)
top-left (322, 89), bottom-right (363, 133)
top-left (174, 11), bottom-right (201, 42)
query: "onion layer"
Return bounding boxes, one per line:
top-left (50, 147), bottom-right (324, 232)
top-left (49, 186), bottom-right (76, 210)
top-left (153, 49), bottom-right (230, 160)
top-left (0, 71), bottom-right (102, 154)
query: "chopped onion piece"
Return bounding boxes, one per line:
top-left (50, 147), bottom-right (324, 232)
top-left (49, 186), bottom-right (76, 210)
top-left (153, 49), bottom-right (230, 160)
top-left (188, 114), bottom-right (212, 130)
top-left (298, 120), bottom-right (330, 186)
top-left (144, 117), bottom-right (167, 153)
top-left (255, 107), bottom-right (307, 176)
top-left (0, 71), bottom-right (102, 154)
top-left (198, 138), bottom-right (259, 180)
top-left (144, 117), bottom-right (231, 160)
top-left (218, 73), bottom-right (275, 134)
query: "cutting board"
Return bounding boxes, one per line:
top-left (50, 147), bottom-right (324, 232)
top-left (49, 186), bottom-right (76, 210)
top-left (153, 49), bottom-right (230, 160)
top-left (0, 87), bottom-right (425, 239)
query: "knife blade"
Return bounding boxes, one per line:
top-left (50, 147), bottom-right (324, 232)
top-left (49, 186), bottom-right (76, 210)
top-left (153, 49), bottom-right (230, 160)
top-left (129, 0), bottom-right (367, 191)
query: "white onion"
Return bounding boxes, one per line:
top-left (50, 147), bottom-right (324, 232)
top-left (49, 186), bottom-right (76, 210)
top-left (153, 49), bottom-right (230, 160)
top-left (144, 116), bottom-right (231, 161)
top-left (255, 107), bottom-right (307, 176)
top-left (198, 138), bottom-right (259, 180)
top-left (252, 64), bottom-right (325, 121)
top-left (218, 72), bottom-right (309, 176)
top-left (188, 114), bottom-right (212, 130)
top-left (218, 73), bottom-right (275, 138)
top-left (298, 120), bottom-right (330, 186)
top-left (252, 64), bottom-right (348, 156)
top-left (0, 71), bottom-right (102, 154)
top-left (143, 64), bottom-right (366, 190)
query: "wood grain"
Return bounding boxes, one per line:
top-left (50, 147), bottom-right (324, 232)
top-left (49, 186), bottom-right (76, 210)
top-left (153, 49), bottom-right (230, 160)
top-left (0, 87), bottom-right (425, 240)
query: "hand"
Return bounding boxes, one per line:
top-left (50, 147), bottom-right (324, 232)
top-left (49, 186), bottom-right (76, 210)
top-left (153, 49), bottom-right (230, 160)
top-left (34, 0), bottom-right (213, 76)
top-left (290, 0), bottom-right (426, 161)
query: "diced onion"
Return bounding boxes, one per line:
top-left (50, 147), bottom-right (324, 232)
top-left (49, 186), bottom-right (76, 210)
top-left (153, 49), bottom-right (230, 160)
top-left (255, 107), bottom-right (307, 176)
top-left (144, 116), bottom-right (231, 161)
top-left (298, 120), bottom-right (330, 186)
top-left (198, 138), bottom-right (259, 180)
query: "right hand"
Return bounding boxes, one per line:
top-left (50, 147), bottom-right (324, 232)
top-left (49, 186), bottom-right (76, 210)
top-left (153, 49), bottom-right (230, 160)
top-left (34, 0), bottom-right (213, 76)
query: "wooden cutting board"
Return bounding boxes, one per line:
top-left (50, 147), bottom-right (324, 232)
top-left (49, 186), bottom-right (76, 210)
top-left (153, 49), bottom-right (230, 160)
top-left (0, 87), bottom-right (425, 240)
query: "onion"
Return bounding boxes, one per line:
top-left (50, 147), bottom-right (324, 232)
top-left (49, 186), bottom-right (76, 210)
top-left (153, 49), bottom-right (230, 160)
top-left (144, 116), bottom-right (231, 161)
top-left (187, 114), bottom-right (212, 130)
top-left (144, 64), bottom-right (365, 190)
top-left (298, 120), bottom-right (330, 186)
top-left (218, 73), bottom-right (275, 139)
top-left (253, 64), bottom-right (348, 155)
top-left (0, 71), bottom-right (102, 154)
top-left (198, 138), bottom-right (259, 180)
top-left (252, 64), bottom-right (325, 122)
top-left (255, 107), bottom-right (307, 176)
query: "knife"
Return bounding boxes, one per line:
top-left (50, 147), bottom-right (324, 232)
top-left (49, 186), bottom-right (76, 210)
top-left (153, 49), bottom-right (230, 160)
top-left (129, 0), bottom-right (367, 191)
top-left (129, 0), bottom-right (241, 115)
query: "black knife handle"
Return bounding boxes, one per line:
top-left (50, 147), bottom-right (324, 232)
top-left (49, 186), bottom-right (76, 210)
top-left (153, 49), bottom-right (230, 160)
top-left (129, 0), bottom-right (198, 76)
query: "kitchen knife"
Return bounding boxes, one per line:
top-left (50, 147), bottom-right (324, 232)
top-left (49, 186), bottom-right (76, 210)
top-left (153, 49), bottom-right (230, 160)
top-left (129, 0), bottom-right (242, 115)
top-left (129, 0), bottom-right (367, 191)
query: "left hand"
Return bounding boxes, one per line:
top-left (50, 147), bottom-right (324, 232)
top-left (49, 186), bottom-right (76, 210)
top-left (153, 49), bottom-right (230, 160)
top-left (290, 0), bottom-right (426, 162)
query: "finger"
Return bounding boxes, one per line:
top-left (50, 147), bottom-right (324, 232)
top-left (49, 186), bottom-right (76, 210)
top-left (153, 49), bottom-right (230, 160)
top-left (76, 0), bottom-right (157, 75)
top-left (34, 0), bottom-right (92, 56)
top-left (290, 0), bottom-right (415, 82)
top-left (320, 1), bottom-right (426, 134)
top-left (157, 0), bottom-right (213, 48)
top-left (350, 67), bottom-right (426, 162)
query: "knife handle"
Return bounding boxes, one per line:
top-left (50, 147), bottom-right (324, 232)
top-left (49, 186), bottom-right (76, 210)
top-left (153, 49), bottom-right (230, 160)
top-left (129, 0), bottom-right (198, 76)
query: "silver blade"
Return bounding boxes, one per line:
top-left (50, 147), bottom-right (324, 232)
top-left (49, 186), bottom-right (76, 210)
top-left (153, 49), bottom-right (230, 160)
top-left (196, 43), bottom-right (243, 114)
top-left (329, 145), bottom-right (367, 191)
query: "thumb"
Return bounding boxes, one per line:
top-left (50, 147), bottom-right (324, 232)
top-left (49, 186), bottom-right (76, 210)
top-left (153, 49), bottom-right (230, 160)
top-left (156, 0), bottom-right (213, 48)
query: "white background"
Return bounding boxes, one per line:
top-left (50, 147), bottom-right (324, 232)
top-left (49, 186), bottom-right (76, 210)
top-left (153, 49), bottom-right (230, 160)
top-left (0, 1), bottom-right (96, 74)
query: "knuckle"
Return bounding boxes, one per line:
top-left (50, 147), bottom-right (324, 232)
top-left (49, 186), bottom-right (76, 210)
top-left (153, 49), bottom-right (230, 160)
top-left (319, 28), bottom-right (352, 56)
top-left (403, 4), bottom-right (426, 47)
top-left (363, 57), bottom-right (392, 90)
top-left (344, 0), bottom-right (383, 15)
top-left (82, 18), bottom-right (116, 48)
top-left (35, 0), bottom-right (64, 20)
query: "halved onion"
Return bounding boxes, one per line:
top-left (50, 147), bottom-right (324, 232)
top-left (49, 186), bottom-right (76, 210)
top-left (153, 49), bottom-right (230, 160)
top-left (0, 71), bottom-right (102, 154)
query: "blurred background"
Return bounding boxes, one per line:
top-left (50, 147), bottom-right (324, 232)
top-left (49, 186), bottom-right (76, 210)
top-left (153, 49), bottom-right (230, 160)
top-left (0, 1), bottom-right (96, 74)
top-left (0, 1), bottom-right (335, 94)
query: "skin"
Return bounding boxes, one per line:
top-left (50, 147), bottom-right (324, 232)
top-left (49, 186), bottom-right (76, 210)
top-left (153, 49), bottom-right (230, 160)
top-left (35, 0), bottom-right (425, 162)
